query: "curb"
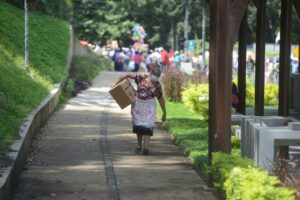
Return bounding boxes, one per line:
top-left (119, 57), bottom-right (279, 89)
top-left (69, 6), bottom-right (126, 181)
top-left (0, 26), bottom-right (74, 200)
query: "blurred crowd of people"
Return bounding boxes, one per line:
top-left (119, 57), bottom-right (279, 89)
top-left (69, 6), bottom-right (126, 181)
top-left (231, 51), bottom-right (299, 84)
top-left (89, 41), bottom-right (299, 86)
top-left (105, 47), bottom-right (182, 73)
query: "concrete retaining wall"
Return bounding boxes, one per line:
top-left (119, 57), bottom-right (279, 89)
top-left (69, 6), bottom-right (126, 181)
top-left (73, 36), bottom-right (94, 56)
top-left (0, 26), bottom-right (74, 200)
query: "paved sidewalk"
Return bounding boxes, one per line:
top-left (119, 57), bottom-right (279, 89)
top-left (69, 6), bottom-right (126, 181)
top-left (13, 71), bottom-right (215, 200)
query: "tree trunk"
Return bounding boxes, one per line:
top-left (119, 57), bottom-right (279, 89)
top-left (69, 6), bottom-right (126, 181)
top-left (184, 0), bottom-right (189, 58)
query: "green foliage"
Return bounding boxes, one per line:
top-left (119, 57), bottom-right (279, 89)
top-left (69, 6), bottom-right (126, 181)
top-left (265, 50), bottom-right (279, 58)
top-left (64, 79), bottom-right (74, 99)
top-left (70, 55), bottom-right (113, 81)
top-left (211, 152), bottom-right (295, 200)
top-left (0, 2), bottom-right (70, 156)
top-left (246, 83), bottom-right (255, 107)
top-left (59, 79), bottom-right (74, 105)
top-left (162, 68), bottom-right (189, 102)
top-left (225, 167), bottom-right (295, 200)
top-left (231, 135), bottom-right (240, 149)
top-left (157, 101), bottom-right (209, 177)
top-left (73, 0), bottom-right (135, 45)
top-left (0, 3), bottom-right (70, 84)
top-left (59, 55), bottom-right (113, 105)
top-left (5, 0), bottom-right (73, 20)
top-left (182, 83), bottom-right (209, 121)
top-left (193, 39), bottom-right (209, 56)
top-left (210, 152), bottom-right (254, 189)
top-left (264, 83), bottom-right (279, 106)
top-left (72, 0), bottom-right (190, 48)
top-left (248, 0), bottom-right (299, 44)
top-left (235, 77), bottom-right (279, 107)
top-left (246, 82), bottom-right (279, 107)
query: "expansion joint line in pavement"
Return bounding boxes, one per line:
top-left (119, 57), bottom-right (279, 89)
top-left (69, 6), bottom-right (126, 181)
top-left (100, 111), bottom-right (121, 200)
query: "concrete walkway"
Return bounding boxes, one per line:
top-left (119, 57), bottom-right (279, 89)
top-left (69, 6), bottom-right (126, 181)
top-left (13, 71), bottom-right (215, 200)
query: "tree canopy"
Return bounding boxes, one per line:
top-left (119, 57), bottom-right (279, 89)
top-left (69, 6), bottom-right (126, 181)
top-left (72, 0), bottom-right (299, 49)
top-left (3, 0), bottom-right (300, 49)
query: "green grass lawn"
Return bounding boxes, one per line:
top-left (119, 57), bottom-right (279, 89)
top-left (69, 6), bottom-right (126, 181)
top-left (158, 101), bottom-right (210, 178)
top-left (0, 3), bottom-right (70, 157)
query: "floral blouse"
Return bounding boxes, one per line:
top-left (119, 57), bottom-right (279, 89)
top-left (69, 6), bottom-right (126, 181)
top-left (135, 73), bottom-right (162, 100)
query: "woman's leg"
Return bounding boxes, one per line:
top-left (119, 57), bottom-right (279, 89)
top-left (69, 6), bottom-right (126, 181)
top-left (143, 135), bottom-right (150, 149)
top-left (137, 133), bottom-right (142, 147)
top-left (135, 133), bottom-right (143, 153)
top-left (143, 135), bottom-right (151, 155)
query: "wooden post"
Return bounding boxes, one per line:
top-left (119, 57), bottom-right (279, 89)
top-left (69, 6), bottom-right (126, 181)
top-left (237, 10), bottom-right (247, 115)
top-left (208, 0), bottom-right (248, 186)
top-left (202, 0), bottom-right (206, 69)
top-left (293, 0), bottom-right (300, 73)
top-left (279, 0), bottom-right (293, 116)
top-left (253, 0), bottom-right (266, 116)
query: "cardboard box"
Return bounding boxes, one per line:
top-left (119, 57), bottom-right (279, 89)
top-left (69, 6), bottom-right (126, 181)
top-left (109, 79), bottom-right (136, 109)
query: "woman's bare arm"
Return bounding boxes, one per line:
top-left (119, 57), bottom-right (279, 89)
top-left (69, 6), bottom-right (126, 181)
top-left (158, 96), bottom-right (166, 122)
top-left (113, 73), bottom-right (136, 87)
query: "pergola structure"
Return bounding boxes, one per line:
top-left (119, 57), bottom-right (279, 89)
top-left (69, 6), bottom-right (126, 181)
top-left (208, 0), bottom-right (300, 161)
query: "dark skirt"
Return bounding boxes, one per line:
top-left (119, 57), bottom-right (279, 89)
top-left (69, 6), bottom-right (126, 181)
top-left (133, 125), bottom-right (154, 136)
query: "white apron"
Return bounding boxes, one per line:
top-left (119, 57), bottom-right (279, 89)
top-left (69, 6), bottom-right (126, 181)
top-left (131, 97), bottom-right (156, 128)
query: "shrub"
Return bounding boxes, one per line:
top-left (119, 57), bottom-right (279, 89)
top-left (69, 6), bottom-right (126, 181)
top-left (225, 167), bottom-right (295, 200)
top-left (265, 83), bottom-right (279, 106)
top-left (162, 68), bottom-right (189, 102)
top-left (64, 79), bottom-right (74, 98)
top-left (191, 70), bottom-right (208, 84)
top-left (234, 78), bottom-right (278, 107)
top-left (70, 55), bottom-right (113, 81)
top-left (231, 135), bottom-right (240, 149)
top-left (157, 101), bottom-right (209, 178)
top-left (59, 79), bottom-right (74, 105)
top-left (245, 79), bottom-right (255, 107)
top-left (182, 83), bottom-right (209, 121)
top-left (210, 152), bottom-right (253, 189)
top-left (274, 159), bottom-right (300, 199)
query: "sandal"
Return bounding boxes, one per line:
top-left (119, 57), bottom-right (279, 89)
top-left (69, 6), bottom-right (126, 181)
top-left (135, 147), bottom-right (142, 153)
top-left (142, 148), bottom-right (149, 155)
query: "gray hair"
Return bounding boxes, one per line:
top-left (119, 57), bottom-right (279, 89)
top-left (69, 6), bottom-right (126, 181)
top-left (151, 65), bottom-right (161, 77)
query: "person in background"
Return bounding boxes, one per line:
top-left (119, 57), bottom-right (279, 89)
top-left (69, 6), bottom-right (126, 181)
top-left (113, 64), bottom-right (166, 155)
top-left (146, 49), bottom-right (154, 68)
top-left (174, 50), bottom-right (181, 70)
top-left (113, 49), bottom-right (124, 71)
top-left (160, 47), bottom-right (170, 71)
top-left (232, 82), bottom-right (239, 112)
top-left (168, 49), bottom-right (175, 68)
top-left (133, 51), bottom-right (142, 72)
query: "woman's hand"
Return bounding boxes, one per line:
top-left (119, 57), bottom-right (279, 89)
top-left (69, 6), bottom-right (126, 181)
top-left (112, 74), bottom-right (135, 88)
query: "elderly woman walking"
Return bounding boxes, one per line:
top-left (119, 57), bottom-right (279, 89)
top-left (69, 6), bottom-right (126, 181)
top-left (113, 64), bottom-right (166, 155)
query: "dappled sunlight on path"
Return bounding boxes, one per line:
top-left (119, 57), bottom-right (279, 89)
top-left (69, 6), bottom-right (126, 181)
top-left (14, 71), bottom-right (215, 200)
